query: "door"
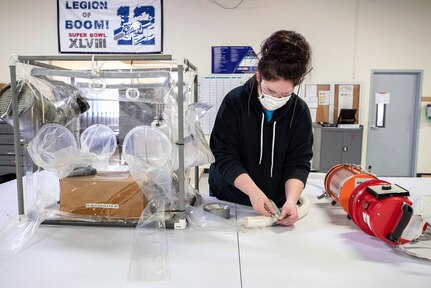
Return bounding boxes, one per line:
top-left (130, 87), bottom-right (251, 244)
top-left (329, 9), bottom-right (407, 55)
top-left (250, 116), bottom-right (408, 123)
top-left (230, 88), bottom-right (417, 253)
top-left (366, 70), bottom-right (423, 177)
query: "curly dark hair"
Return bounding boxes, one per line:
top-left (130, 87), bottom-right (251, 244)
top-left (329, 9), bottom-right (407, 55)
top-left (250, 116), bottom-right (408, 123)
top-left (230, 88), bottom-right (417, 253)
top-left (258, 30), bottom-right (312, 86)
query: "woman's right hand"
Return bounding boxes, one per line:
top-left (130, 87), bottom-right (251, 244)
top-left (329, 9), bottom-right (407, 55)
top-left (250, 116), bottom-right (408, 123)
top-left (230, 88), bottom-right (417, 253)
top-left (249, 190), bottom-right (275, 217)
top-left (234, 173), bottom-right (275, 217)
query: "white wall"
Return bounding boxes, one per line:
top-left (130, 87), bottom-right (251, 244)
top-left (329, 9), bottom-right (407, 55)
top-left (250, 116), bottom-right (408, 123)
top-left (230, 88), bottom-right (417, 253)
top-left (1, 0), bottom-right (430, 172)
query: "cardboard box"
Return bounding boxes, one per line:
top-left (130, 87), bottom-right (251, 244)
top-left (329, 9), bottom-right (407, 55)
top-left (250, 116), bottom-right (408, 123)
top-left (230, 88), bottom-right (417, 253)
top-left (60, 171), bottom-right (147, 219)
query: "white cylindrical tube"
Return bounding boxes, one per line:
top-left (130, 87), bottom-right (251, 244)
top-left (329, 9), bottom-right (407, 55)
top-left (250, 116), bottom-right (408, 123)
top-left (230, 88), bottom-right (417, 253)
top-left (242, 195), bottom-right (311, 229)
top-left (242, 216), bottom-right (275, 229)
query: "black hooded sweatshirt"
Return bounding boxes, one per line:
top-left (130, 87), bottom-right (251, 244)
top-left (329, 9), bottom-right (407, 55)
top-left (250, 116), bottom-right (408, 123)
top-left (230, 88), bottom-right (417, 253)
top-left (208, 76), bottom-right (313, 207)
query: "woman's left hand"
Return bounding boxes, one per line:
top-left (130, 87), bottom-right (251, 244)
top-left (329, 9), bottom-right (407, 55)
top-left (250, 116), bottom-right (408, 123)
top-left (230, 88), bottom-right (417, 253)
top-left (276, 201), bottom-right (298, 226)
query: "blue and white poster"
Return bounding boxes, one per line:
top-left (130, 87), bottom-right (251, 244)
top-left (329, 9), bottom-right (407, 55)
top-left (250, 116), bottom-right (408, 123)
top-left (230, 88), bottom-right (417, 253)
top-left (212, 46), bottom-right (258, 74)
top-left (57, 0), bottom-right (163, 53)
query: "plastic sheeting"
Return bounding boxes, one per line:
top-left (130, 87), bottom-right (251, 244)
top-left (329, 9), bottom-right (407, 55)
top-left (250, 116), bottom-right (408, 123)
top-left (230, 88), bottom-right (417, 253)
top-left (0, 81), bottom-right (57, 137)
top-left (27, 123), bottom-right (118, 178)
top-left (123, 125), bottom-right (173, 203)
top-left (127, 198), bottom-right (169, 282)
top-left (19, 63), bottom-right (210, 225)
top-left (18, 61), bottom-right (213, 210)
top-left (79, 124), bottom-right (117, 170)
top-left (0, 78), bottom-right (89, 138)
top-left (163, 98), bottom-right (214, 171)
top-left (399, 225), bottom-right (431, 260)
top-left (0, 194), bottom-right (56, 267)
top-left (183, 102), bottom-right (215, 168)
top-left (28, 123), bottom-right (79, 178)
top-left (399, 195), bottom-right (431, 260)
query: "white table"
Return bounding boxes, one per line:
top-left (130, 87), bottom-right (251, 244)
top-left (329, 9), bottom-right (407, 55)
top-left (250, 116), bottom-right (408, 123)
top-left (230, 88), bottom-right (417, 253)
top-left (0, 175), bottom-right (241, 288)
top-left (1, 173), bottom-right (430, 288)
top-left (239, 174), bottom-right (431, 288)
top-left (0, 226), bottom-right (241, 288)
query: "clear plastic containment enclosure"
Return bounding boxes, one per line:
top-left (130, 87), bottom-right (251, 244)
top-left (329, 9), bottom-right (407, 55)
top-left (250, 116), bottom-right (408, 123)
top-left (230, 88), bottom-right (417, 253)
top-left (4, 54), bottom-right (214, 228)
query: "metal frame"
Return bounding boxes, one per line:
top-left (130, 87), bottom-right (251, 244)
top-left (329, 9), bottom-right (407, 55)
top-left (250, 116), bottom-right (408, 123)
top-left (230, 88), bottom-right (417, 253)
top-left (9, 54), bottom-right (198, 225)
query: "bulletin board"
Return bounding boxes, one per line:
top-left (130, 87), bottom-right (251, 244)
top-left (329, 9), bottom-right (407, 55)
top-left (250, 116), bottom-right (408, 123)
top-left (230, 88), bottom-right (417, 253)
top-left (333, 84), bottom-right (360, 123)
top-left (315, 84), bottom-right (331, 123)
top-left (304, 84), bottom-right (331, 123)
top-left (303, 83), bottom-right (360, 124)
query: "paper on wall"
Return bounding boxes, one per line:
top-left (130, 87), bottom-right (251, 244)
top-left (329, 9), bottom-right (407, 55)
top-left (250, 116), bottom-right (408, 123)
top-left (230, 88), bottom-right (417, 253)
top-left (375, 92), bottom-right (390, 104)
top-left (338, 85), bottom-right (354, 114)
top-left (305, 84), bottom-right (317, 98)
top-left (304, 85), bottom-right (318, 108)
top-left (306, 96), bottom-right (318, 109)
top-left (309, 108), bottom-right (317, 122)
top-left (318, 90), bottom-right (330, 105)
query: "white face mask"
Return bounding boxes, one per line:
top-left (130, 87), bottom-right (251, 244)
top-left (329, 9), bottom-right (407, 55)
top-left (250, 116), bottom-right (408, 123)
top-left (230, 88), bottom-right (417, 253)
top-left (259, 92), bottom-right (291, 111)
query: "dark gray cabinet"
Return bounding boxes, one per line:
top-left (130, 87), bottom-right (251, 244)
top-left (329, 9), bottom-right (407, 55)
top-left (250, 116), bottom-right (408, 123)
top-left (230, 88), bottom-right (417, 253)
top-left (0, 120), bottom-right (24, 176)
top-left (312, 125), bottom-right (363, 172)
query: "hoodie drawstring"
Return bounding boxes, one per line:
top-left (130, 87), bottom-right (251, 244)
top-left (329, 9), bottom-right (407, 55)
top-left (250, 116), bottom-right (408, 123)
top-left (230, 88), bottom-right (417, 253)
top-left (271, 121), bottom-right (276, 177)
top-left (259, 113), bottom-right (264, 165)
top-left (259, 113), bottom-right (276, 178)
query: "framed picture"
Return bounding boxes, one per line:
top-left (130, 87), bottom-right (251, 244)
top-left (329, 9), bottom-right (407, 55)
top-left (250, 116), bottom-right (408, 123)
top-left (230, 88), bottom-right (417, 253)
top-left (57, 0), bottom-right (163, 53)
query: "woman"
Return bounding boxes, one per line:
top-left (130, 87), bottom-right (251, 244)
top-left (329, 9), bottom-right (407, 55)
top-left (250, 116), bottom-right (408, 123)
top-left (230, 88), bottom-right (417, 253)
top-left (208, 30), bottom-right (313, 226)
